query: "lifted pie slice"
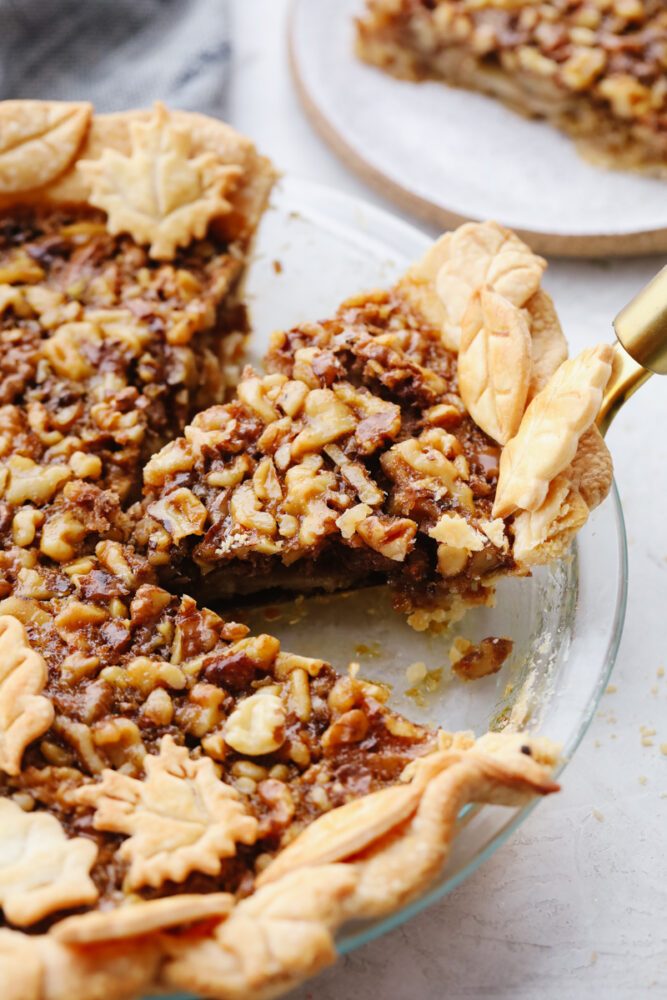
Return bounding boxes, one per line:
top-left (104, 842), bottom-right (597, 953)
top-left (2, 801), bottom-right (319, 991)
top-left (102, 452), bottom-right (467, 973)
top-left (356, 0), bottom-right (667, 177)
top-left (141, 222), bottom-right (612, 630)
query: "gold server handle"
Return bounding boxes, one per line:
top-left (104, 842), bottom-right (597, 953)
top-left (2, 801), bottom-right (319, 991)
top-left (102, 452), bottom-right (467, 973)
top-left (597, 264), bottom-right (667, 436)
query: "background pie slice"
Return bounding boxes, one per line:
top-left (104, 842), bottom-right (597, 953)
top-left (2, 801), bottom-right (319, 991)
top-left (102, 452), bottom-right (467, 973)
top-left (356, 0), bottom-right (667, 177)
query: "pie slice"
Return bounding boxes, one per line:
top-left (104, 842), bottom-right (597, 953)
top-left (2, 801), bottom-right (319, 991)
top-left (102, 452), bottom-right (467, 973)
top-left (0, 540), bottom-right (559, 1000)
top-left (140, 221), bottom-right (613, 630)
top-left (0, 100), bottom-right (275, 570)
top-left (356, 0), bottom-right (667, 177)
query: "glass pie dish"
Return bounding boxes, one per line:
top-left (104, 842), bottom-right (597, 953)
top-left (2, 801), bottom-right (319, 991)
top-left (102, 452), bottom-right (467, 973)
top-left (162, 177), bottom-right (627, 997)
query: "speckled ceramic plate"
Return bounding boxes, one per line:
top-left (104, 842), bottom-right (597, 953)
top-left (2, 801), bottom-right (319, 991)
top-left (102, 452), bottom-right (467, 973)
top-left (160, 177), bottom-right (628, 999)
top-left (289, 0), bottom-right (667, 257)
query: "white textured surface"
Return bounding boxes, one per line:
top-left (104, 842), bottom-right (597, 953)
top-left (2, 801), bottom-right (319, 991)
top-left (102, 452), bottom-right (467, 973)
top-left (227, 2), bottom-right (667, 996)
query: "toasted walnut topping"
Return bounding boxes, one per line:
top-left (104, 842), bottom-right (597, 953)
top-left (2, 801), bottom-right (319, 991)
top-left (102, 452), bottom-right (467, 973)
top-left (325, 443), bottom-right (384, 505)
top-left (288, 668), bottom-right (312, 722)
top-left (276, 379), bottom-right (309, 417)
top-left (3, 455), bottom-right (70, 506)
top-left (273, 651), bottom-right (326, 679)
top-left (40, 511), bottom-right (87, 562)
top-left (385, 427), bottom-right (475, 511)
top-left (291, 389), bottom-right (356, 458)
top-left (126, 657), bottom-right (187, 696)
top-left (223, 692), bottom-right (286, 756)
top-left (322, 709), bottom-right (370, 749)
top-left (237, 374), bottom-right (283, 423)
top-left (149, 487), bottom-right (208, 543)
top-left (356, 514), bottom-right (417, 561)
top-left (252, 456), bottom-right (283, 502)
top-left (75, 736), bottom-right (258, 889)
top-left (95, 540), bottom-right (138, 587)
top-left (144, 440), bottom-right (196, 487)
top-left (207, 454), bottom-right (252, 489)
top-left (230, 482), bottom-right (277, 537)
top-left (42, 322), bottom-right (96, 380)
top-left (11, 508), bottom-right (44, 547)
top-left (52, 715), bottom-right (106, 774)
top-left (54, 600), bottom-right (108, 643)
top-left (69, 450), bottom-right (102, 479)
top-left (335, 502), bottom-right (373, 540)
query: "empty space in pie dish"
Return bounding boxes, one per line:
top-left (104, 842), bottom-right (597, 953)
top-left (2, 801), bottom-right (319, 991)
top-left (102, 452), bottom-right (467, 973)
top-left (289, 0), bottom-right (667, 253)
top-left (234, 178), bottom-right (628, 946)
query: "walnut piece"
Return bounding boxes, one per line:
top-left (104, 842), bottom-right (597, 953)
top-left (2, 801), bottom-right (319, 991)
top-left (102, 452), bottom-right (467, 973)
top-left (223, 692), bottom-right (286, 756)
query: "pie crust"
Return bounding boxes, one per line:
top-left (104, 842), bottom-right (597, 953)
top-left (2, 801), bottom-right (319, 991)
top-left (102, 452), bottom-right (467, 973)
top-left (356, 0), bottom-right (667, 177)
top-left (0, 100), bottom-right (609, 1000)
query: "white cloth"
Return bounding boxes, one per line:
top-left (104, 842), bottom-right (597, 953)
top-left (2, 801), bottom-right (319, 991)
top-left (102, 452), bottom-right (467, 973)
top-left (0, 0), bottom-right (230, 114)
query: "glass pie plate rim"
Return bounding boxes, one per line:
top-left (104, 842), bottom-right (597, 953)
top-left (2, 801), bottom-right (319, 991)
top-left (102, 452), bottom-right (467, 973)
top-left (163, 176), bottom-right (628, 994)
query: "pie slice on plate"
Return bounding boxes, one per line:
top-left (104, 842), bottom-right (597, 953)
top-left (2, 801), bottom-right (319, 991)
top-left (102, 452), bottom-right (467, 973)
top-left (356, 0), bottom-right (667, 177)
top-left (141, 220), bottom-right (613, 630)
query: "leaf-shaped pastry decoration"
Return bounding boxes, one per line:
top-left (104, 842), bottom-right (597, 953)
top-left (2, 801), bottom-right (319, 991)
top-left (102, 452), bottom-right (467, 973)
top-left (0, 797), bottom-right (98, 926)
top-left (0, 100), bottom-right (91, 194)
top-left (0, 615), bottom-right (54, 776)
top-left (511, 473), bottom-right (590, 566)
top-left (432, 222), bottom-right (546, 350)
top-left (523, 288), bottom-right (568, 399)
top-left (566, 424), bottom-right (613, 512)
top-left (75, 735), bottom-right (258, 890)
top-left (459, 287), bottom-right (532, 444)
top-left (257, 783), bottom-right (423, 888)
top-left (493, 344), bottom-right (613, 519)
top-left (51, 892), bottom-right (234, 944)
top-left (79, 103), bottom-right (243, 260)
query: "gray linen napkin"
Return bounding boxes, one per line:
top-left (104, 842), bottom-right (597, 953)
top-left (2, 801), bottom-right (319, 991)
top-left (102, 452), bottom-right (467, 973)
top-left (0, 0), bottom-right (230, 114)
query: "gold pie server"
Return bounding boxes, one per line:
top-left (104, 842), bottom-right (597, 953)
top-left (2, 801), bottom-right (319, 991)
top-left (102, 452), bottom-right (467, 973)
top-left (597, 263), bottom-right (667, 435)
